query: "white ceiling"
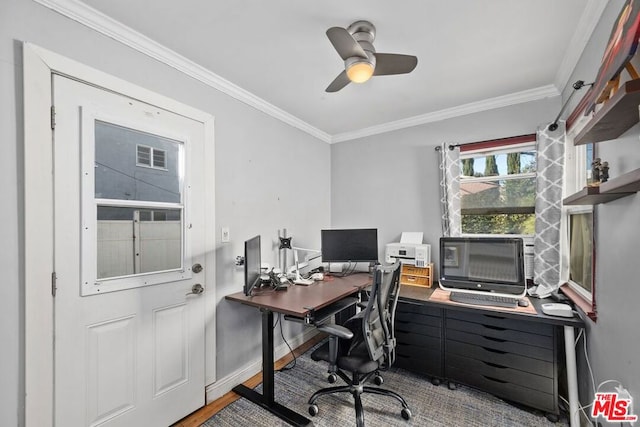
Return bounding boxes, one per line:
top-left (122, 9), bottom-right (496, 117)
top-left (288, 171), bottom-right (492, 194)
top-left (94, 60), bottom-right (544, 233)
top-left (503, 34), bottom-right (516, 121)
top-left (50, 0), bottom-right (605, 142)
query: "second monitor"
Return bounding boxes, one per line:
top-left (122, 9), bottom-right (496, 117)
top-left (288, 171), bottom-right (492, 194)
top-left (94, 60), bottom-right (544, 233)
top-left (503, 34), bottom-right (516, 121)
top-left (320, 228), bottom-right (378, 264)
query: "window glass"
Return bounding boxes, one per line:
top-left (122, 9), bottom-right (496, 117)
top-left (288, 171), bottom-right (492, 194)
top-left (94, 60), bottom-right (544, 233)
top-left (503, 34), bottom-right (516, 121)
top-left (152, 148), bottom-right (167, 169)
top-left (460, 146), bottom-right (536, 235)
top-left (137, 145), bottom-right (151, 166)
top-left (96, 206), bottom-right (182, 279)
top-left (569, 211), bottom-right (593, 294)
top-left (586, 143), bottom-right (594, 184)
top-left (94, 120), bottom-right (184, 281)
top-left (95, 121), bottom-right (181, 203)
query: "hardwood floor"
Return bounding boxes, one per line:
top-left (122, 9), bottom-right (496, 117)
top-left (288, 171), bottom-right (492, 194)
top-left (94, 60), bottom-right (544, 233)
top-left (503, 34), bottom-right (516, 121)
top-left (172, 334), bottom-right (326, 427)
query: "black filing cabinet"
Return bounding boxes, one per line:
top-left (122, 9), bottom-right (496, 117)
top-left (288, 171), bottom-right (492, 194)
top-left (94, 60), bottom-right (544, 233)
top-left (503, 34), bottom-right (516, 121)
top-left (394, 301), bottom-right (444, 382)
top-left (444, 310), bottom-right (559, 414)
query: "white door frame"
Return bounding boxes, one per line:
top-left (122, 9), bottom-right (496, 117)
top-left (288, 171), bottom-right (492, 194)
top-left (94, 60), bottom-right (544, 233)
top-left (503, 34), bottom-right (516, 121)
top-left (23, 42), bottom-right (216, 427)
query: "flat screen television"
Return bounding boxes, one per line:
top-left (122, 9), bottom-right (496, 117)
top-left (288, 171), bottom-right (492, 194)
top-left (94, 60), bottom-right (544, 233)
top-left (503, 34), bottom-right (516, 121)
top-left (244, 235), bottom-right (261, 296)
top-left (439, 236), bottom-right (526, 297)
top-left (321, 228), bottom-right (378, 263)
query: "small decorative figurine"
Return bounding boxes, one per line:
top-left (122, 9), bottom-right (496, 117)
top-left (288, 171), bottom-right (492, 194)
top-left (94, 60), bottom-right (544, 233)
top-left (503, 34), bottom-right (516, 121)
top-left (591, 158), bottom-right (602, 184)
top-left (600, 161), bottom-right (609, 182)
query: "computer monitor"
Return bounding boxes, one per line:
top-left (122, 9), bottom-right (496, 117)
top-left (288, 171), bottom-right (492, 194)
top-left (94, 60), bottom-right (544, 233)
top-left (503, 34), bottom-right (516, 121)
top-left (244, 235), bottom-right (261, 296)
top-left (438, 236), bottom-right (526, 297)
top-left (321, 228), bottom-right (378, 263)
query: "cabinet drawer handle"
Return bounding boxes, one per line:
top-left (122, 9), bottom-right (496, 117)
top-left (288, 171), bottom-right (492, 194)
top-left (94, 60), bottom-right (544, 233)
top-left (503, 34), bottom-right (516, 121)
top-left (483, 336), bottom-right (507, 343)
top-left (482, 347), bottom-right (507, 354)
top-left (483, 361), bottom-right (508, 369)
top-left (482, 324), bottom-right (506, 331)
top-left (483, 375), bottom-right (508, 384)
top-left (483, 314), bottom-right (506, 320)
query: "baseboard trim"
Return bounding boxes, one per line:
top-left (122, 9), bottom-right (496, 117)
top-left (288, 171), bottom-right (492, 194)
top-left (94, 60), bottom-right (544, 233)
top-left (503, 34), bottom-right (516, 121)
top-left (204, 328), bottom-right (320, 403)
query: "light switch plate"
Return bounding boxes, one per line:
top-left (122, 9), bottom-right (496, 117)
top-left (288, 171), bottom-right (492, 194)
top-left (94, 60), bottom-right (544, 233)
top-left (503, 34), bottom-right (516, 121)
top-left (221, 226), bottom-right (230, 242)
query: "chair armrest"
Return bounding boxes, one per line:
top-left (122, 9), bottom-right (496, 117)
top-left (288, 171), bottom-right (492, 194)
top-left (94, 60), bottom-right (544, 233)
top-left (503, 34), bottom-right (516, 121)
top-left (316, 324), bottom-right (353, 340)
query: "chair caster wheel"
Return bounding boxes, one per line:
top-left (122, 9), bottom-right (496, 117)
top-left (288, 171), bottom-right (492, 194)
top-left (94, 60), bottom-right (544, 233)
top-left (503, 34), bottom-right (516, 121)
top-left (448, 381), bottom-right (457, 390)
top-left (308, 404), bottom-right (319, 417)
top-left (401, 407), bottom-right (412, 420)
top-left (373, 375), bottom-right (384, 386)
top-left (327, 373), bottom-right (337, 384)
top-left (431, 378), bottom-right (441, 386)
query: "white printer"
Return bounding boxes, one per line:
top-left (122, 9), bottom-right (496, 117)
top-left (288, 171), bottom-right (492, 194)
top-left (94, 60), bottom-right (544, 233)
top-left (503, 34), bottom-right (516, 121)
top-left (385, 232), bottom-right (431, 267)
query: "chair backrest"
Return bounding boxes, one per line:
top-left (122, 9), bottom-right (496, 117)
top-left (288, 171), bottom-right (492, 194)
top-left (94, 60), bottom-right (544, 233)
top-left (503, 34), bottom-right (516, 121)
top-left (362, 261), bottom-right (401, 368)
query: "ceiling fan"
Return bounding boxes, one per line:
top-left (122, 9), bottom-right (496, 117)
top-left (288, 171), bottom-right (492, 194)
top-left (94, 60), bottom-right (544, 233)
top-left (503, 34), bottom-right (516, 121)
top-left (325, 20), bottom-right (418, 92)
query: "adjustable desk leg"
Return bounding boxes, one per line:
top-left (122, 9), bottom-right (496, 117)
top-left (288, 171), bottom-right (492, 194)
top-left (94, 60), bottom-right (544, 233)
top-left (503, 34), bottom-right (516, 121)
top-left (262, 308), bottom-right (275, 404)
top-left (564, 325), bottom-right (579, 427)
top-left (232, 308), bottom-right (311, 426)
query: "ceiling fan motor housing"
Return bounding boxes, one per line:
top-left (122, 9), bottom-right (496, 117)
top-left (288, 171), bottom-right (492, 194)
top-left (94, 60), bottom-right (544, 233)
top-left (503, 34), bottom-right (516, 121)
top-left (345, 20), bottom-right (376, 72)
top-left (347, 20), bottom-right (376, 44)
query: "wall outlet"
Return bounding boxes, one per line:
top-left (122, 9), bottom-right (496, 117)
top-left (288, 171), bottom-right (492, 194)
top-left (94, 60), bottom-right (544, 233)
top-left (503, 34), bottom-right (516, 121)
top-left (221, 226), bottom-right (230, 243)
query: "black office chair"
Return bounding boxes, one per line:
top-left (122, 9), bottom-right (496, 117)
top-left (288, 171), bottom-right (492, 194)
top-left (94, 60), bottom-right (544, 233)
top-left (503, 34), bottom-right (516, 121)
top-left (308, 262), bottom-right (411, 426)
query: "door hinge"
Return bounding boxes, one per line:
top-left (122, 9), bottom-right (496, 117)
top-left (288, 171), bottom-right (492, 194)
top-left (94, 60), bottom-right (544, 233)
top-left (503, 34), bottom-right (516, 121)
top-left (51, 271), bottom-right (57, 297)
top-left (50, 105), bottom-right (56, 130)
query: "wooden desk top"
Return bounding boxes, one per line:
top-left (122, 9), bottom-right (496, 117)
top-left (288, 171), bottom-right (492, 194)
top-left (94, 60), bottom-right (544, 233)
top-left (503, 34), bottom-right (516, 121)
top-left (225, 273), bottom-right (371, 318)
top-left (398, 284), bottom-right (585, 328)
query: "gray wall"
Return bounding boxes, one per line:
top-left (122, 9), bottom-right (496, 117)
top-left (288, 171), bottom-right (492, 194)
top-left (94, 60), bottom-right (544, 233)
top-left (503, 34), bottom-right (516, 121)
top-left (1, 1), bottom-right (330, 425)
top-left (563, 0), bottom-right (640, 418)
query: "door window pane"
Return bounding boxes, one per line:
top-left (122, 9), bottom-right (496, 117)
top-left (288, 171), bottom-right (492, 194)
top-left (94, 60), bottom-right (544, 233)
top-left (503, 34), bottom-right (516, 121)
top-left (97, 206), bottom-right (182, 279)
top-left (95, 121), bottom-right (181, 203)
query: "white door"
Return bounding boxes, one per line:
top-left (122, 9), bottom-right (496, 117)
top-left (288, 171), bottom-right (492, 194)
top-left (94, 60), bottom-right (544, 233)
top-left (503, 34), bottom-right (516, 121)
top-left (53, 75), bottom-right (207, 427)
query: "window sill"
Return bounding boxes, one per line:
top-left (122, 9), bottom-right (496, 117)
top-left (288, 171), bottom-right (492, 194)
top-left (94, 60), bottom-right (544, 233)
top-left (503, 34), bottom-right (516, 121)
top-left (560, 283), bottom-right (597, 322)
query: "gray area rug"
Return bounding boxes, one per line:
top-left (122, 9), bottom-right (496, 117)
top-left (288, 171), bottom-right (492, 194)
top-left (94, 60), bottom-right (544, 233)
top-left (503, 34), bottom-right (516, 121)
top-left (204, 343), bottom-right (568, 427)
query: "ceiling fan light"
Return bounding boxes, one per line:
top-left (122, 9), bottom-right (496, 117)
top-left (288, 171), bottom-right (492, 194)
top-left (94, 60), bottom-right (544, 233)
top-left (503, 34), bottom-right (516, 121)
top-left (346, 61), bottom-right (374, 83)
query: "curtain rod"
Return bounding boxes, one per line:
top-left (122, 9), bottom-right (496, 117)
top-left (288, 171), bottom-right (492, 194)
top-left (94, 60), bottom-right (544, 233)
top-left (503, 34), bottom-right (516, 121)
top-left (548, 80), bottom-right (592, 131)
top-left (434, 144), bottom-right (458, 151)
top-left (435, 133), bottom-right (537, 152)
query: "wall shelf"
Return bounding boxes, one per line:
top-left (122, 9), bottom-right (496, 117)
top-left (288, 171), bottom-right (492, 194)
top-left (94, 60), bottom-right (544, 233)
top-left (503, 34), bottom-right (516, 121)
top-left (563, 167), bottom-right (640, 205)
top-left (574, 79), bottom-right (640, 146)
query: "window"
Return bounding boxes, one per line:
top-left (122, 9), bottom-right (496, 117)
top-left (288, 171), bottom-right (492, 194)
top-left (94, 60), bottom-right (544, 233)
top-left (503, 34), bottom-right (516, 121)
top-left (85, 120), bottom-right (186, 295)
top-left (137, 144), bottom-right (167, 170)
top-left (561, 126), bottom-right (596, 318)
top-left (459, 136), bottom-right (536, 235)
top-left (568, 210), bottom-right (593, 297)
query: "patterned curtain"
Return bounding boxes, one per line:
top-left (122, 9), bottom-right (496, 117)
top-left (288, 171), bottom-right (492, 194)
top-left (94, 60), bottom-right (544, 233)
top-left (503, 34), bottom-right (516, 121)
top-left (437, 143), bottom-right (461, 237)
top-left (534, 123), bottom-right (565, 289)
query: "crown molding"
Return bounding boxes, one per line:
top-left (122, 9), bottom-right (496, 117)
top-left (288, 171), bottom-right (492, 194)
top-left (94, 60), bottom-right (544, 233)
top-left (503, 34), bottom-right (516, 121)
top-left (553, 0), bottom-right (608, 92)
top-left (32, 0), bottom-right (332, 143)
top-left (331, 84), bottom-right (560, 143)
top-left (34, 0), bottom-right (595, 145)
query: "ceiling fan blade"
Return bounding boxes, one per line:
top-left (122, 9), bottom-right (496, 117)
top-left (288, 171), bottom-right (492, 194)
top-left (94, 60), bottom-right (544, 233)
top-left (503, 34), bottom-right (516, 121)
top-left (326, 27), bottom-right (368, 60)
top-left (325, 70), bottom-right (351, 92)
top-left (373, 53), bottom-right (418, 76)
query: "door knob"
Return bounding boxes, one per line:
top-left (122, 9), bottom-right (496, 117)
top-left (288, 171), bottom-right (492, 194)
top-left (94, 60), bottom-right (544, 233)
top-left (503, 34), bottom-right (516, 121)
top-left (192, 263), bottom-right (203, 273)
top-left (187, 284), bottom-right (204, 295)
